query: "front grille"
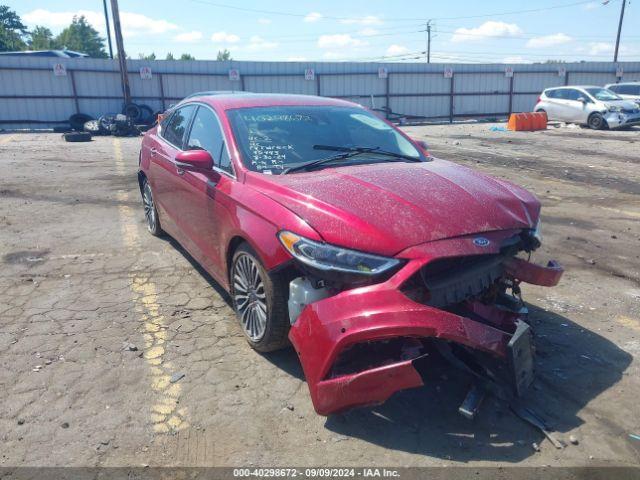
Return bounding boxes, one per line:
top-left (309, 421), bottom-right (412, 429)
top-left (420, 254), bottom-right (506, 308)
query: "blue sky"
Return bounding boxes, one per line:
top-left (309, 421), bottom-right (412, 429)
top-left (8, 0), bottom-right (640, 62)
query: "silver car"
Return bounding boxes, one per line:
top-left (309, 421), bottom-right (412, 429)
top-left (534, 85), bottom-right (640, 130)
top-left (605, 82), bottom-right (640, 106)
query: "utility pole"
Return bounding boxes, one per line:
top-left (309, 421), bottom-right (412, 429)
top-left (426, 20), bottom-right (432, 63)
top-left (614, 0), bottom-right (626, 62)
top-left (102, 0), bottom-right (114, 59)
top-left (110, 0), bottom-right (131, 105)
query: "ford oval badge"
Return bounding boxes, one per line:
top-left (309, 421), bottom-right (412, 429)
top-left (473, 237), bottom-right (490, 247)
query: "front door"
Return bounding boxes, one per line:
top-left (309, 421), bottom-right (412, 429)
top-left (177, 104), bottom-right (236, 280)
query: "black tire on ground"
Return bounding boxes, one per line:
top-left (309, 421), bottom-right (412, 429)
top-left (63, 131), bottom-right (92, 142)
top-left (138, 104), bottom-right (154, 124)
top-left (69, 113), bottom-right (94, 131)
top-left (141, 178), bottom-right (163, 236)
top-left (123, 103), bottom-right (142, 122)
top-left (230, 243), bottom-right (291, 352)
top-left (588, 112), bottom-right (606, 130)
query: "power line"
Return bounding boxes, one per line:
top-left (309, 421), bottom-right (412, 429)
top-left (181, 0), bottom-right (610, 23)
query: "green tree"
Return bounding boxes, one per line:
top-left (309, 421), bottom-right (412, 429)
top-left (139, 52), bottom-right (156, 60)
top-left (54, 15), bottom-right (107, 58)
top-left (0, 5), bottom-right (28, 51)
top-left (165, 52), bottom-right (175, 60)
top-left (180, 53), bottom-right (195, 60)
top-left (216, 49), bottom-right (231, 61)
top-left (29, 26), bottom-right (55, 50)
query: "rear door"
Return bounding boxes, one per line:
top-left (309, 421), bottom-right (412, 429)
top-left (149, 104), bottom-right (197, 238)
top-left (542, 89), bottom-right (563, 120)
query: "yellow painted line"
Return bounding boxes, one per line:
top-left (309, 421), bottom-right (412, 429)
top-left (616, 315), bottom-right (640, 333)
top-left (0, 135), bottom-right (15, 144)
top-left (113, 138), bottom-right (189, 434)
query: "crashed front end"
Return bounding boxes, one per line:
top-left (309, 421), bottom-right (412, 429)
top-left (286, 228), bottom-right (563, 416)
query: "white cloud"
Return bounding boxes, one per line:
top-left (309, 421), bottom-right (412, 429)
top-left (339, 15), bottom-right (382, 25)
top-left (211, 31), bottom-right (240, 43)
top-left (451, 21), bottom-right (523, 43)
top-left (257, 18), bottom-right (272, 24)
top-left (318, 34), bottom-right (368, 49)
top-left (589, 42), bottom-right (614, 55)
top-left (304, 12), bottom-right (323, 23)
top-left (584, 2), bottom-right (600, 10)
top-left (22, 9), bottom-right (178, 38)
top-left (359, 28), bottom-right (379, 36)
top-left (502, 56), bottom-right (530, 64)
top-left (286, 56), bottom-right (308, 61)
top-left (526, 33), bottom-right (572, 48)
top-left (121, 12), bottom-right (178, 36)
top-left (386, 44), bottom-right (408, 56)
top-left (174, 31), bottom-right (203, 43)
top-left (245, 36), bottom-right (278, 51)
top-left (323, 51), bottom-right (349, 60)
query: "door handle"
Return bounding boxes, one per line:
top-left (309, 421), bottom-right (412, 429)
top-left (150, 147), bottom-right (157, 157)
top-left (177, 167), bottom-right (185, 175)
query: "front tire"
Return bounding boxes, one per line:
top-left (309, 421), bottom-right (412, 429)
top-left (230, 243), bottom-right (290, 352)
top-left (142, 178), bottom-right (163, 236)
top-left (588, 112), bottom-right (606, 130)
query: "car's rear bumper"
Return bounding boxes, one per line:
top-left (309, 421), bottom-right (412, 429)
top-left (288, 235), bottom-right (563, 415)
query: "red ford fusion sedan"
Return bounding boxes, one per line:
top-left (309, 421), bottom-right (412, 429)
top-left (138, 93), bottom-right (563, 415)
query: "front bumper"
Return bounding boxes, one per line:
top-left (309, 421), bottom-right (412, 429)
top-left (288, 233), bottom-right (563, 415)
top-left (604, 111), bottom-right (640, 128)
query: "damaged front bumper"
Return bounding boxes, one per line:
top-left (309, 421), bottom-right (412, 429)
top-left (288, 230), bottom-right (563, 416)
top-left (604, 110), bottom-right (640, 129)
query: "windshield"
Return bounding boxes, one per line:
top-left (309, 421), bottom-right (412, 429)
top-left (585, 88), bottom-right (622, 101)
top-left (227, 106), bottom-right (423, 173)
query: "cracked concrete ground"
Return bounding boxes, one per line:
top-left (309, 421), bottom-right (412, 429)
top-left (0, 125), bottom-right (639, 467)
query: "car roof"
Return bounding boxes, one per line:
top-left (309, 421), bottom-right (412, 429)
top-left (545, 85), bottom-right (600, 91)
top-left (181, 92), bottom-right (360, 111)
top-left (605, 81), bottom-right (640, 85)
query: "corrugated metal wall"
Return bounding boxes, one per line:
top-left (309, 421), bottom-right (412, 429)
top-left (1, 56), bottom-right (639, 129)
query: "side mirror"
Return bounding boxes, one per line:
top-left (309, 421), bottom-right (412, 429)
top-left (577, 96), bottom-right (587, 103)
top-left (175, 149), bottom-right (213, 171)
top-left (413, 139), bottom-right (429, 151)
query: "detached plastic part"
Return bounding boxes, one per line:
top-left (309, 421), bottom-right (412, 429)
top-left (288, 277), bottom-right (331, 325)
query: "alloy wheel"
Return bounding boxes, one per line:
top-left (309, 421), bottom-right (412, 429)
top-left (233, 253), bottom-right (268, 341)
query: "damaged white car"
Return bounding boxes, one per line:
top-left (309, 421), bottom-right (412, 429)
top-left (535, 86), bottom-right (640, 130)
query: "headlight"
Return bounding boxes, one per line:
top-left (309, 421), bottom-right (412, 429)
top-left (608, 105), bottom-right (622, 112)
top-left (278, 230), bottom-right (400, 279)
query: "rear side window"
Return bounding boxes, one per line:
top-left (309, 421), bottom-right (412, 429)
top-left (162, 105), bottom-right (196, 148)
top-left (618, 84), bottom-right (640, 95)
top-left (545, 89), bottom-right (560, 99)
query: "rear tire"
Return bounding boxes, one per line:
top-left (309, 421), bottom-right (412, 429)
top-left (230, 243), bottom-right (290, 352)
top-left (588, 112), bottom-right (606, 130)
top-left (141, 178), bottom-right (163, 236)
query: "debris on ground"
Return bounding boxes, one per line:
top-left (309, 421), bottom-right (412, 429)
top-left (569, 435), bottom-right (579, 445)
top-left (122, 342), bottom-right (138, 352)
top-left (170, 372), bottom-right (185, 383)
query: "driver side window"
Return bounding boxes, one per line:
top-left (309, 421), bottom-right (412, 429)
top-left (186, 106), bottom-right (233, 175)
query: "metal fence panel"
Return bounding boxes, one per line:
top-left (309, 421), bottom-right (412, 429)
top-left (1, 56), bottom-right (639, 129)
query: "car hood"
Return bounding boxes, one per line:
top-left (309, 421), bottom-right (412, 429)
top-left (604, 99), bottom-right (639, 110)
top-left (246, 159), bottom-right (540, 256)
